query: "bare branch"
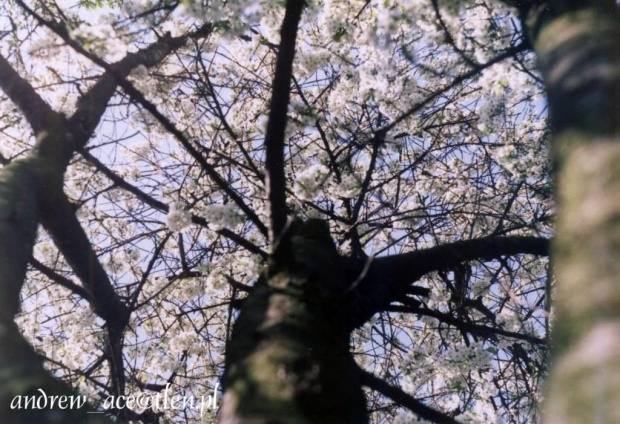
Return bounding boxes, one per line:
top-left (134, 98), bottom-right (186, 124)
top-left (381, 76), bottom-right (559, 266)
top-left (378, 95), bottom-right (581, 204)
top-left (380, 42), bottom-right (528, 134)
top-left (0, 54), bottom-right (61, 136)
top-left (30, 258), bottom-right (92, 301)
top-left (388, 305), bottom-right (545, 345)
top-left (38, 191), bottom-right (130, 329)
top-left (358, 366), bottom-right (461, 424)
top-left (264, 0), bottom-right (305, 248)
top-left (349, 236), bottom-right (549, 329)
top-left (372, 235), bottom-right (549, 288)
top-left (81, 150), bottom-right (266, 257)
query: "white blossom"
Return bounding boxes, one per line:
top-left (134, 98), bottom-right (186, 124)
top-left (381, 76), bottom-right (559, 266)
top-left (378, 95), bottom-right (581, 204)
top-left (204, 203), bottom-right (245, 230)
top-left (166, 202), bottom-right (192, 232)
top-left (293, 164), bottom-right (329, 201)
top-left (332, 174), bottom-right (361, 198)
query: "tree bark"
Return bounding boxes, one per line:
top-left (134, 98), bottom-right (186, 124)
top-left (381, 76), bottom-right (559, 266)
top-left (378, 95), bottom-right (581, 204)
top-left (0, 159), bottom-right (114, 423)
top-left (0, 14), bottom-right (216, 420)
top-left (349, 236), bottom-right (549, 330)
top-left (514, 1), bottom-right (620, 422)
top-left (221, 220), bottom-right (367, 423)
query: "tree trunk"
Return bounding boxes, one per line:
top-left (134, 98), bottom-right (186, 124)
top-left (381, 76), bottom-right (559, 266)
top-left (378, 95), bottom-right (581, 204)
top-left (0, 158), bottom-right (113, 422)
top-left (519, 1), bottom-right (620, 422)
top-left (220, 219), bottom-right (367, 423)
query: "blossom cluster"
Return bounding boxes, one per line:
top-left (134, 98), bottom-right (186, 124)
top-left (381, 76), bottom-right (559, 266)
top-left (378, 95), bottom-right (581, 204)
top-left (5, 0), bottom-right (553, 421)
top-left (70, 23), bottom-right (127, 61)
top-left (332, 174), bottom-right (361, 199)
top-left (293, 164), bottom-right (329, 201)
top-left (204, 203), bottom-right (245, 230)
top-left (166, 202), bottom-right (192, 232)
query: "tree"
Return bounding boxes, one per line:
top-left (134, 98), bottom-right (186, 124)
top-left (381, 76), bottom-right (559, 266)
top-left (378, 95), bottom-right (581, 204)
top-left (506, 1), bottom-right (620, 423)
top-left (0, 0), bottom-right (611, 423)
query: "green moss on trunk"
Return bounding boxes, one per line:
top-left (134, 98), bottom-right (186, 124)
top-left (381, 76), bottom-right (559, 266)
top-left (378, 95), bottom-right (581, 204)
top-left (522, 2), bottom-right (620, 422)
top-left (221, 220), bottom-right (367, 423)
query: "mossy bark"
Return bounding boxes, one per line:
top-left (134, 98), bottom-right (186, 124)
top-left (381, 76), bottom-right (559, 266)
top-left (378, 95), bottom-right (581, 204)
top-left (0, 158), bottom-right (112, 422)
top-left (221, 220), bottom-right (367, 423)
top-left (521, 2), bottom-right (620, 422)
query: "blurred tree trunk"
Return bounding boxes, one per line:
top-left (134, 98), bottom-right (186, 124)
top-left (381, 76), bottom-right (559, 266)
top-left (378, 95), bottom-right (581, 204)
top-left (514, 0), bottom-right (620, 422)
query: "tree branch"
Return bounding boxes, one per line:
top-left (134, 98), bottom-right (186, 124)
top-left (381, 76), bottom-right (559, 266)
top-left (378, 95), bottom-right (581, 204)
top-left (348, 236), bottom-right (549, 329)
top-left (80, 150), bottom-right (266, 258)
top-left (373, 235), bottom-right (549, 288)
top-left (0, 54), bottom-right (60, 137)
top-left (264, 0), bottom-right (305, 248)
top-left (0, 159), bottom-right (115, 422)
top-left (387, 305), bottom-right (545, 345)
top-left (16, 0), bottom-right (268, 238)
top-left (67, 28), bottom-right (208, 146)
top-left (30, 258), bottom-right (92, 302)
top-left (38, 191), bottom-right (130, 329)
top-left (15, 0), bottom-right (214, 172)
top-left (358, 366), bottom-right (461, 424)
top-left (380, 42), bottom-right (528, 134)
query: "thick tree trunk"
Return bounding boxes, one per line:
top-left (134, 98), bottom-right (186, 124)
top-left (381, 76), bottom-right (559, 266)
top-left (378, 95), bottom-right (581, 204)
top-left (519, 1), bottom-right (620, 422)
top-left (0, 21), bottom-right (215, 421)
top-left (221, 220), bottom-right (367, 423)
top-left (0, 158), bottom-right (113, 422)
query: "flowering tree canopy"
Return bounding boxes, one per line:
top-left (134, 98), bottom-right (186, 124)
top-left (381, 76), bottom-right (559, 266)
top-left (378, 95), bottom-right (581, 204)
top-left (0, 0), bottom-right (617, 423)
